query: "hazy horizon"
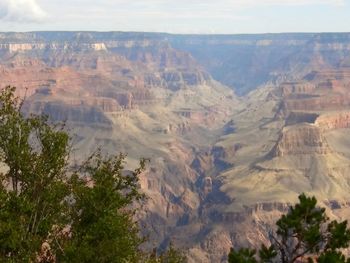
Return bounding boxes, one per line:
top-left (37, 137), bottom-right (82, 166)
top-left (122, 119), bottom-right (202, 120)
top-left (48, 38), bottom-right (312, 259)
top-left (0, 0), bottom-right (349, 34)
top-left (1, 30), bottom-right (350, 36)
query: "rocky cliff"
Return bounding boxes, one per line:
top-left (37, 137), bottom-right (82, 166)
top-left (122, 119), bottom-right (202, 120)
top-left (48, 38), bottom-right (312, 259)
top-left (3, 32), bottom-right (350, 95)
top-left (4, 32), bottom-right (350, 262)
top-left (0, 31), bottom-right (239, 262)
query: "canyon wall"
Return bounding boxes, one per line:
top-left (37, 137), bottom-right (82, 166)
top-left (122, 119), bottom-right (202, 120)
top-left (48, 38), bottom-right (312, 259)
top-left (2, 32), bottom-right (350, 262)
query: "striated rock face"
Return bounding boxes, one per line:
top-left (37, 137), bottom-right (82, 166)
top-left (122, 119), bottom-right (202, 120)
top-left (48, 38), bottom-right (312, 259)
top-left (315, 112), bottom-right (350, 130)
top-left (6, 31), bottom-right (350, 262)
top-left (284, 94), bottom-right (350, 111)
top-left (0, 43), bottom-right (45, 53)
top-left (272, 124), bottom-right (331, 157)
top-left (3, 32), bottom-right (350, 96)
top-left (65, 97), bottom-right (122, 112)
top-left (27, 101), bottom-right (112, 125)
top-left (278, 69), bottom-right (350, 112)
top-left (0, 42), bottom-right (107, 53)
top-left (0, 31), bottom-right (241, 263)
top-left (211, 60), bottom-right (350, 261)
top-left (173, 107), bottom-right (230, 127)
top-left (281, 82), bottom-right (316, 96)
top-left (160, 70), bottom-right (210, 90)
top-left (84, 98), bottom-right (121, 112)
top-left (167, 122), bottom-right (192, 135)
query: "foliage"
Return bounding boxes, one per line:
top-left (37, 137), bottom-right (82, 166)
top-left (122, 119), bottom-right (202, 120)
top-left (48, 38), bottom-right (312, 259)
top-left (0, 86), bottom-right (70, 262)
top-left (228, 248), bottom-right (257, 263)
top-left (228, 194), bottom-right (350, 263)
top-left (146, 244), bottom-right (187, 263)
top-left (0, 86), bottom-right (186, 263)
top-left (157, 244), bottom-right (187, 263)
top-left (62, 154), bottom-right (146, 263)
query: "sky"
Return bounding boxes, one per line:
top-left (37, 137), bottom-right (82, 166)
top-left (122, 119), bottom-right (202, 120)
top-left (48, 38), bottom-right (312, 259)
top-left (0, 0), bottom-right (349, 34)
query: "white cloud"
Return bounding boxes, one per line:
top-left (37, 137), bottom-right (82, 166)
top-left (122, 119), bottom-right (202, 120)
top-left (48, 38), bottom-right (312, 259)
top-left (0, 0), bottom-right (47, 23)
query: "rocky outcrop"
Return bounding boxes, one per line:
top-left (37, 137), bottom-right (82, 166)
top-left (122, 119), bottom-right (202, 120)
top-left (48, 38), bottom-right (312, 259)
top-left (167, 122), bottom-right (192, 135)
top-left (4, 32), bottom-right (350, 96)
top-left (279, 68), bottom-right (350, 112)
top-left (281, 82), bottom-right (316, 97)
top-left (28, 101), bottom-right (112, 125)
top-left (173, 108), bottom-right (222, 126)
top-left (271, 124), bottom-right (331, 157)
top-left (0, 42), bottom-right (108, 53)
top-left (66, 98), bottom-right (122, 112)
top-left (130, 90), bottom-right (154, 104)
top-left (0, 43), bottom-right (45, 53)
top-left (100, 90), bottom-right (154, 109)
top-left (161, 70), bottom-right (210, 90)
top-left (8, 31), bottom-right (350, 263)
top-left (315, 112), bottom-right (350, 130)
top-left (284, 95), bottom-right (350, 111)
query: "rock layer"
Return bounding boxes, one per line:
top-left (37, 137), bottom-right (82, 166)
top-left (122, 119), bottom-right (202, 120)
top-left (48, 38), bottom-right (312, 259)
top-left (4, 32), bottom-right (350, 262)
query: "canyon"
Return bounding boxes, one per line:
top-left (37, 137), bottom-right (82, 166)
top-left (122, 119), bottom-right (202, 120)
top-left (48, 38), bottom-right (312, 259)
top-left (2, 32), bottom-right (350, 262)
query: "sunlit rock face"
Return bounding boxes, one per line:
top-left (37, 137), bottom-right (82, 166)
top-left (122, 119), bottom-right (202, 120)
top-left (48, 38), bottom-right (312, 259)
top-left (3, 32), bottom-right (350, 262)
